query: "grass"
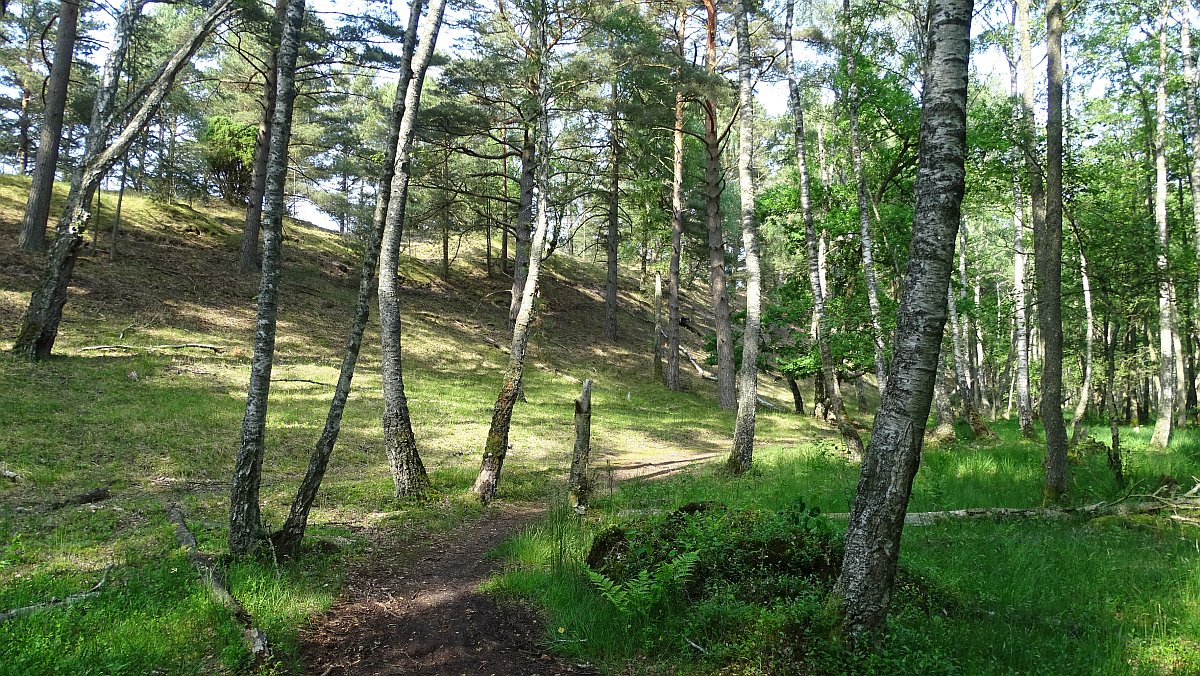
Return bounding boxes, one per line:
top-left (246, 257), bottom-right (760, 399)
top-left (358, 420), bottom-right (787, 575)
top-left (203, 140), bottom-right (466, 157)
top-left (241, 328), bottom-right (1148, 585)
top-left (487, 420), bottom-right (1200, 675)
top-left (0, 174), bottom-right (810, 673)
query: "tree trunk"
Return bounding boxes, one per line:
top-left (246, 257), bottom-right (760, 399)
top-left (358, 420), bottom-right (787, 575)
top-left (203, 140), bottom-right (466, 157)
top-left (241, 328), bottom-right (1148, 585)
top-left (787, 375), bottom-right (805, 414)
top-left (19, 0), bottom-right (79, 252)
top-left (1104, 315), bottom-right (1124, 485)
top-left (787, 0), bottom-right (862, 458)
top-left (13, 0), bottom-right (233, 361)
top-left (377, 0), bottom-right (446, 498)
top-left (109, 159), bottom-right (128, 261)
top-left (835, 0), bottom-right (971, 638)
top-left (1184, 17), bottom-right (1200, 411)
top-left (1151, 3), bottom-right (1175, 449)
top-left (228, 0), bottom-right (305, 557)
top-left (568, 379), bottom-right (593, 511)
top-left (653, 272), bottom-right (664, 381)
top-left (508, 130), bottom-right (536, 331)
top-left (473, 12), bottom-right (552, 504)
top-left (273, 0), bottom-right (428, 558)
top-left (666, 75), bottom-right (685, 391)
top-left (1068, 216), bottom-right (1094, 446)
top-left (240, 0), bottom-right (288, 273)
top-left (1014, 0), bottom-right (1039, 440)
top-left (845, 2), bottom-right (888, 395)
top-left (1041, 0), bottom-right (1069, 499)
top-left (728, 0), bottom-right (762, 474)
top-left (702, 0), bottom-right (736, 411)
top-left (604, 72), bottom-right (620, 341)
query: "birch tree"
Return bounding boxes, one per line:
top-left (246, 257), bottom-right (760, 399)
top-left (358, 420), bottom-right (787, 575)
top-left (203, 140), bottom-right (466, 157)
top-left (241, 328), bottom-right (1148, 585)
top-left (228, 0), bottom-right (305, 556)
top-left (835, 0), bottom-right (972, 637)
top-left (377, 0), bottom-right (448, 497)
top-left (727, 0), bottom-right (761, 474)
top-left (1150, 0), bottom-right (1176, 448)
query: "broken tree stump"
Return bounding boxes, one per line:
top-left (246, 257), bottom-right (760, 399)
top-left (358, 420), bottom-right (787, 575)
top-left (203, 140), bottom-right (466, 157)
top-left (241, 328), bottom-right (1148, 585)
top-left (568, 379), bottom-right (594, 513)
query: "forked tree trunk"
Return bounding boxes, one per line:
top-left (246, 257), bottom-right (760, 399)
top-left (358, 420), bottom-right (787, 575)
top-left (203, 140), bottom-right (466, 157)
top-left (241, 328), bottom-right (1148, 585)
top-left (377, 0), bottom-right (447, 498)
top-left (274, 0), bottom-right (428, 558)
top-left (19, 0), bottom-right (79, 252)
top-left (473, 13), bottom-right (553, 504)
top-left (787, 0), bottom-right (862, 458)
top-left (228, 0), bottom-right (305, 557)
top-left (728, 0), bottom-right (762, 474)
top-left (1040, 0), bottom-right (1068, 500)
top-left (702, 0), bottom-right (736, 411)
top-left (568, 379), bottom-right (593, 511)
top-left (240, 0), bottom-right (288, 273)
top-left (835, 0), bottom-right (971, 637)
top-left (13, 0), bottom-right (233, 361)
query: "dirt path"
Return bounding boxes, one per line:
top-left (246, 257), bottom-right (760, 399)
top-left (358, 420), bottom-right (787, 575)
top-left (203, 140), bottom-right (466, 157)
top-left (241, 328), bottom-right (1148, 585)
top-left (298, 450), bottom-right (720, 675)
top-left (299, 502), bottom-right (598, 675)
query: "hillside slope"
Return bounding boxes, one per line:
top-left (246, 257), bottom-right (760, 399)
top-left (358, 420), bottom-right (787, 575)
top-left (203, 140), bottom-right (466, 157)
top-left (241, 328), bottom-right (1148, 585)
top-left (0, 176), bottom-right (820, 673)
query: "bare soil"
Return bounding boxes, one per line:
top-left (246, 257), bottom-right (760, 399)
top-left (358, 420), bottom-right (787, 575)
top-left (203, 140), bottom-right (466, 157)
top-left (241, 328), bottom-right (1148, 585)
top-left (299, 502), bottom-right (599, 676)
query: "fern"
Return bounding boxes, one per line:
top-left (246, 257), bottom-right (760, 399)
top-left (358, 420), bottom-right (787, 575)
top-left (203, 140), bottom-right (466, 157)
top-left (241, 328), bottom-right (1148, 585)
top-left (588, 551), bottom-right (700, 616)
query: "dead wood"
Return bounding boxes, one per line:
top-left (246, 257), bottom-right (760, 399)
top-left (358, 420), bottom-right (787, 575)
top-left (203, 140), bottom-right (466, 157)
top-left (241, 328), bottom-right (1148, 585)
top-left (166, 504), bottom-right (270, 662)
top-left (50, 486), bottom-right (110, 510)
top-left (1, 469), bottom-right (23, 482)
top-left (79, 343), bottom-right (224, 353)
top-left (0, 566), bottom-right (112, 623)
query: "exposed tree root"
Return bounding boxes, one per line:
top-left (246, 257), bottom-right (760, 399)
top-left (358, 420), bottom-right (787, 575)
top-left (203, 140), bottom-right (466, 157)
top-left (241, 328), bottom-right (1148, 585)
top-left (0, 566), bottom-right (111, 624)
top-left (166, 504), bottom-right (270, 664)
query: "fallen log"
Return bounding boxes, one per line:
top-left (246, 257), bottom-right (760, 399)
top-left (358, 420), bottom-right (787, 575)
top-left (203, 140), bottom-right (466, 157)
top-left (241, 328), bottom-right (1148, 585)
top-left (50, 487), bottom-right (110, 510)
top-left (825, 499), bottom-right (1180, 526)
top-left (79, 343), bottom-right (224, 353)
top-left (0, 566), bottom-right (111, 624)
top-left (166, 504), bottom-right (269, 662)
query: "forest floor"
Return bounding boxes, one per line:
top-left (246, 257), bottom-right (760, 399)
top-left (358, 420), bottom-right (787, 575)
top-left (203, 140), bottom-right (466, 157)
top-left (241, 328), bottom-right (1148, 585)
top-left (299, 451), bottom-right (718, 676)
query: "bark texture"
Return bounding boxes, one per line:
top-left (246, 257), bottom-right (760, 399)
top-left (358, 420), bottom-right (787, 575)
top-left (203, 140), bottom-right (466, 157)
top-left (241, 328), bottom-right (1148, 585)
top-left (228, 0), bottom-right (305, 557)
top-left (377, 0), bottom-right (447, 498)
top-left (274, 0), bottom-right (428, 558)
top-left (473, 13), bottom-right (553, 503)
top-left (1040, 0), bottom-right (1068, 500)
top-left (666, 79), bottom-right (685, 391)
top-left (835, 0), bottom-right (971, 638)
top-left (1151, 3), bottom-right (1176, 448)
top-left (18, 0), bottom-right (79, 252)
top-left (240, 0), bottom-right (288, 273)
top-left (1012, 0), bottom-right (1037, 439)
top-left (728, 0), bottom-right (761, 474)
top-left (702, 0), bottom-right (736, 411)
top-left (605, 74), bottom-right (620, 341)
top-left (568, 379), bottom-right (593, 511)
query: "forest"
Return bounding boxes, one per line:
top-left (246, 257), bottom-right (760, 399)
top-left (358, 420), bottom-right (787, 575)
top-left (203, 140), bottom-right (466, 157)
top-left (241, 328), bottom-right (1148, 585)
top-left (2, 0), bottom-right (1200, 671)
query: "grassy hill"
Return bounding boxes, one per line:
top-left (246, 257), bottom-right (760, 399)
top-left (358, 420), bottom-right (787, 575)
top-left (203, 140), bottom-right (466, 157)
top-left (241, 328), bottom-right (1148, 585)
top-left (3, 176), bottom-right (1200, 675)
top-left (0, 175), bottom-right (819, 673)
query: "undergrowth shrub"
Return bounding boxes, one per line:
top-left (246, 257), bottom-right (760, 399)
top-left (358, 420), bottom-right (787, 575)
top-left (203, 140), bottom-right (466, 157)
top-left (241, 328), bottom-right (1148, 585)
top-left (583, 501), bottom-right (957, 674)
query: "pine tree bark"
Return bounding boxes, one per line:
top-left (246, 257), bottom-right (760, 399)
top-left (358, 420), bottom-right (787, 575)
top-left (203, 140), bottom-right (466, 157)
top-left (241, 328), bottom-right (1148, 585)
top-left (473, 9), bottom-right (553, 503)
top-left (240, 0), bottom-right (288, 273)
top-left (377, 0), bottom-right (447, 498)
top-left (508, 129), bottom-right (536, 331)
top-left (604, 71), bottom-right (620, 341)
top-left (835, 0), bottom-right (972, 638)
top-left (19, 0), bottom-right (79, 252)
top-left (701, 0), bottom-right (736, 411)
top-left (274, 0), bottom-right (428, 557)
top-left (1040, 0), bottom-right (1069, 498)
top-left (787, 0), bottom-right (862, 458)
top-left (665, 65), bottom-right (685, 391)
top-left (728, 0), bottom-right (762, 474)
top-left (13, 0), bottom-right (233, 361)
top-left (228, 0), bottom-right (305, 557)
